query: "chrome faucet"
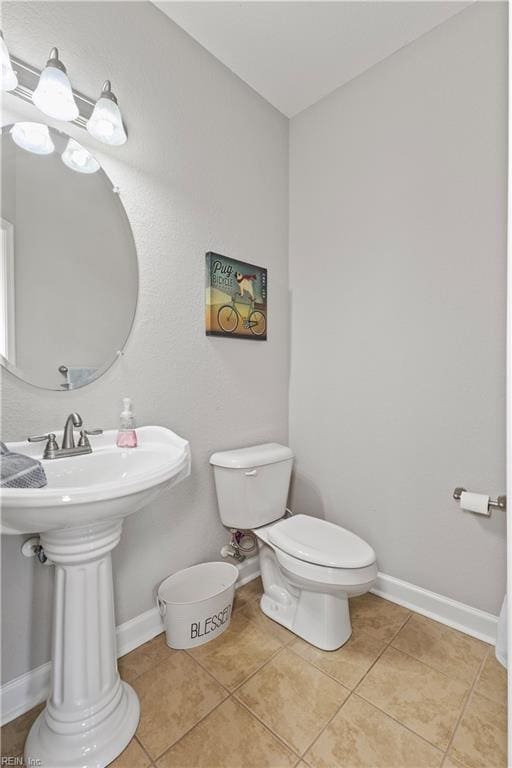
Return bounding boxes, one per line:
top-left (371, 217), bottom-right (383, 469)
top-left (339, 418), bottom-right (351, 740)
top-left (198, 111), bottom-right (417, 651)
top-left (28, 413), bottom-right (103, 459)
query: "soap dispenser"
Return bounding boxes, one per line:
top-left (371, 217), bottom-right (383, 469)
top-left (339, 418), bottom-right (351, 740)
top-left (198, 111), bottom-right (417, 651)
top-left (116, 397), bottom-right (138, 448)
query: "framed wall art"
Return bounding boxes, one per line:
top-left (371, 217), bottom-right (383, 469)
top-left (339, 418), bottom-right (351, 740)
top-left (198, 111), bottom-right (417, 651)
top-left (205, 252), bottom-right (267, 340)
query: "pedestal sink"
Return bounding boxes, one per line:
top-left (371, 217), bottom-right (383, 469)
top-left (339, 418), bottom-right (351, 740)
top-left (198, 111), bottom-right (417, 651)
top-left (0, 426), bottom-right (190, 767)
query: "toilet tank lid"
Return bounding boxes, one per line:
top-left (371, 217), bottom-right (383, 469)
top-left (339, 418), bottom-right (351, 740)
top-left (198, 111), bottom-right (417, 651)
top-left (210, 443), bottom-right (293, 469)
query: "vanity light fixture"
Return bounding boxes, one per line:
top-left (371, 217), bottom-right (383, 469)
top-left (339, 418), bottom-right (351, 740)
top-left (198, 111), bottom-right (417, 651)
top-left (86, 81), bottom-right (127, 146)
top-left (32, 47), bottom-right (79, 122)
top-left (0, 31), bottom-right (17, 91)
top-left (6, 45), bottom-right (128, 144)
top-left (61, 137), bottom-right (99, 174)
top-left (10, 122), bottom-right (55, 155)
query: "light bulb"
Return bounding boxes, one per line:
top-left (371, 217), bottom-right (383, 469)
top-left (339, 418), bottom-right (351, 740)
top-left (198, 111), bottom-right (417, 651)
top-left (87, 81), bottom-right (127, 146)
top-left (61, 138), bottom-right (99, 174)
top-left (0, 32), bottom-right (17, 92)
top-left (32, 47), bottom-right (78, 121)
top-left (10, 122), bottom-right (54, 155)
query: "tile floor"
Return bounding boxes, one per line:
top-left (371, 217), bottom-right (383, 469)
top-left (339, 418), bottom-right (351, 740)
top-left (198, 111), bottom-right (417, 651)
top-left (1, 579), bottom-right (507, 768)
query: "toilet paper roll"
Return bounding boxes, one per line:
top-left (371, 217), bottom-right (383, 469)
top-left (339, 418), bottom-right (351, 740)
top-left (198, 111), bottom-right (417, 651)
top-left (459, 491), bottom-right (490, 516)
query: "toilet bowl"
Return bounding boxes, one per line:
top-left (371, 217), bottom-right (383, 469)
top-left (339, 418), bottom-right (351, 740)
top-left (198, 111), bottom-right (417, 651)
top-left (210, 443), bottom-right (377, 651)
top-left (254, 514), bottom-right (377, 649)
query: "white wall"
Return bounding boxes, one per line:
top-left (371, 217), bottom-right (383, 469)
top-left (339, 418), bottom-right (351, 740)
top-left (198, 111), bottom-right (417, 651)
top-left (1, 1), bottom-right (289, 684)
top-left (289, 2), bottom-right (507, 615)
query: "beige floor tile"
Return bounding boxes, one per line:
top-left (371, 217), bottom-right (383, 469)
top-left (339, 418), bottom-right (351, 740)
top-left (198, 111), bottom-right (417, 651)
top-left (474, 649), bottom-right (507, 707)
top-left (231, 591), bottom-right (248, 614)
top-left (391, 614), bottom-right (488, 685)
top-left (0, 703), bottom-right (44, 759)
top-left (133, 649), bottom-right (228, 759)
top-left (235, 647), bottom-right (349, 755)
top-left (304, 694), bottom-right (443, 768)
top-left (443, 757), bottom-right (466, 768)
top-left (119, 632), bottom-right (173, 685)
top-left (188, 611), bottom-right (282, 690)
top-left (110, 737), bottom-right (151, 768)
top-left (156, 697), bottom-right (297, 768)
top-left (290, 629), bottom-right (387, 690)
top-left (349, 594), bottom-right (410, 642)
top-left (357, 647), bottom-right (468, 750)
top-left (239, 598), bottom-right (295, 645)
top-left (234, 577), bottom-right (263, 609)
top-left (449, 692), bottom-right (507, 768)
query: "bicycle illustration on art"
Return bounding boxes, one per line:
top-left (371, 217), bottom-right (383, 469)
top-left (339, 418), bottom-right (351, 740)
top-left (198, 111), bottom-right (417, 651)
top-left (217, 297), bottom-right (266, 337)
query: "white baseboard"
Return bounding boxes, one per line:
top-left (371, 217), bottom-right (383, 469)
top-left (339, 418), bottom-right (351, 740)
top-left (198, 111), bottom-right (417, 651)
top-left (0, 556), bottom-right (260, 726)
top-left (1, 563), bottom-right (498, 726)
top-left (371, 572), bottom-right (498, 645)
top-left (0, 662), bottom-right (52, 729)
top-left (235, 553), bottom-right (261, 587)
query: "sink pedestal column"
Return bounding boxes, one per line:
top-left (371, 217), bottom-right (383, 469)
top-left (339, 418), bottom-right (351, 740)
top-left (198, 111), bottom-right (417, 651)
top-left (25, 520), bottom-right (140, 768)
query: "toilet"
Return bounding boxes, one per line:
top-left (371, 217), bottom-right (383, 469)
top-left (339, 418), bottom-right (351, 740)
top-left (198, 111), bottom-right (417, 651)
top-left (210, 443), bottom-right (377, 651)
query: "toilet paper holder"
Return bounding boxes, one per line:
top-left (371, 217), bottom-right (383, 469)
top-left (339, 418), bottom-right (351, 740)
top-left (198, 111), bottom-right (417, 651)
top-left (453, 487), bottom-right (507, 512)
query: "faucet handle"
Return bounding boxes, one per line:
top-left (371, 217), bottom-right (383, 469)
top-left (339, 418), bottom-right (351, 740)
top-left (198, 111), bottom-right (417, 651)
top-left (28, 432), bottom-right (57, 444)
top-left (28, 433), bottom-right (59, 458)
top-left (77, 429), bottom-right (103, 448)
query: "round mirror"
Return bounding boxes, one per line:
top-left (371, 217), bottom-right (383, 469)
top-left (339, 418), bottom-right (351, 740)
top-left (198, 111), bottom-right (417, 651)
top-left (0, 122), bottom-right (138, 390)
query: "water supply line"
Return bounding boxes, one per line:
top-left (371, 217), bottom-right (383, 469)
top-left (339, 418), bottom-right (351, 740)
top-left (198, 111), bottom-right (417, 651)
top-left (21, 537), bottom-right (53, 565)
top-left (220, 507), bottom-right (294, 562)
top-left (221, 529), bottom-right (257, 562)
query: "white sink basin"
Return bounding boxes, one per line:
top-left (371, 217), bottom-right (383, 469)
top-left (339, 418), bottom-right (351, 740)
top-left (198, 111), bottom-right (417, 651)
top-left (0, 424), bottom-right (190, 768)
top-left (1, 425), bottom-right (190, 534)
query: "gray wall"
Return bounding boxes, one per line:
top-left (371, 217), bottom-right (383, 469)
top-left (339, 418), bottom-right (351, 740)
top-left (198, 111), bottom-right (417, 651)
top-left (1, 1), bottom-right (289, 683)
top-left (289, 2), bottom-right (507, 615)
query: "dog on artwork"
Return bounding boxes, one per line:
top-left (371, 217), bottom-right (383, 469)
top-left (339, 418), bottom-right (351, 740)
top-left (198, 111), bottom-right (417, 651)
top-left (235, 272), bottom-right (257, 301)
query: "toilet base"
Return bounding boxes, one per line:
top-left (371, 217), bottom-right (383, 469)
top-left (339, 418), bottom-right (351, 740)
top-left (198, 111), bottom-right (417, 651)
top-left (260, 590), bottom-right (352, 650)
top-left (256, 535), bottom-right (377, 651)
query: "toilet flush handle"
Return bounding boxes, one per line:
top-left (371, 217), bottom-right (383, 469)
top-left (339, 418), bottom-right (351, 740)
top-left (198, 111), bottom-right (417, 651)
top-left (245, 469), bottom-right (257, 477)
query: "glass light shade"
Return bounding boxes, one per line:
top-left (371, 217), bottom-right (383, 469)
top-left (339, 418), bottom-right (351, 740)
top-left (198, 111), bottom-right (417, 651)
top-left (33, 65), bottom-right (79, 121)
top-left (1, 35), bottom-right (17, 92)
top-left (10, 122), bottom-right (54, 155)
top-left (87, 96), bottom-right (127, 146)
top-left (61, 138), bottom-right (99, 174)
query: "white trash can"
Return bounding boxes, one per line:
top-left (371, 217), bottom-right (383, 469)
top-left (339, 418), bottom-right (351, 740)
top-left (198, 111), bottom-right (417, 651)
top-left (157, 561), bottom-right (239, 649)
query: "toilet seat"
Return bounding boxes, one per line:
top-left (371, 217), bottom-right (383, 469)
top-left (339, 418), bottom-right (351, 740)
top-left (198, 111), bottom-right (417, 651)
top-left (274, 546), bottom-right (378, 589)
top-left (267, 514), bottom-right (376, 569)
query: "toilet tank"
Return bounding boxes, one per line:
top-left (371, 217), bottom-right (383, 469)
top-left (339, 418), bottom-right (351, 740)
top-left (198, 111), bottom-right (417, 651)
top-left (210, 443), bottom-right (294, 529)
